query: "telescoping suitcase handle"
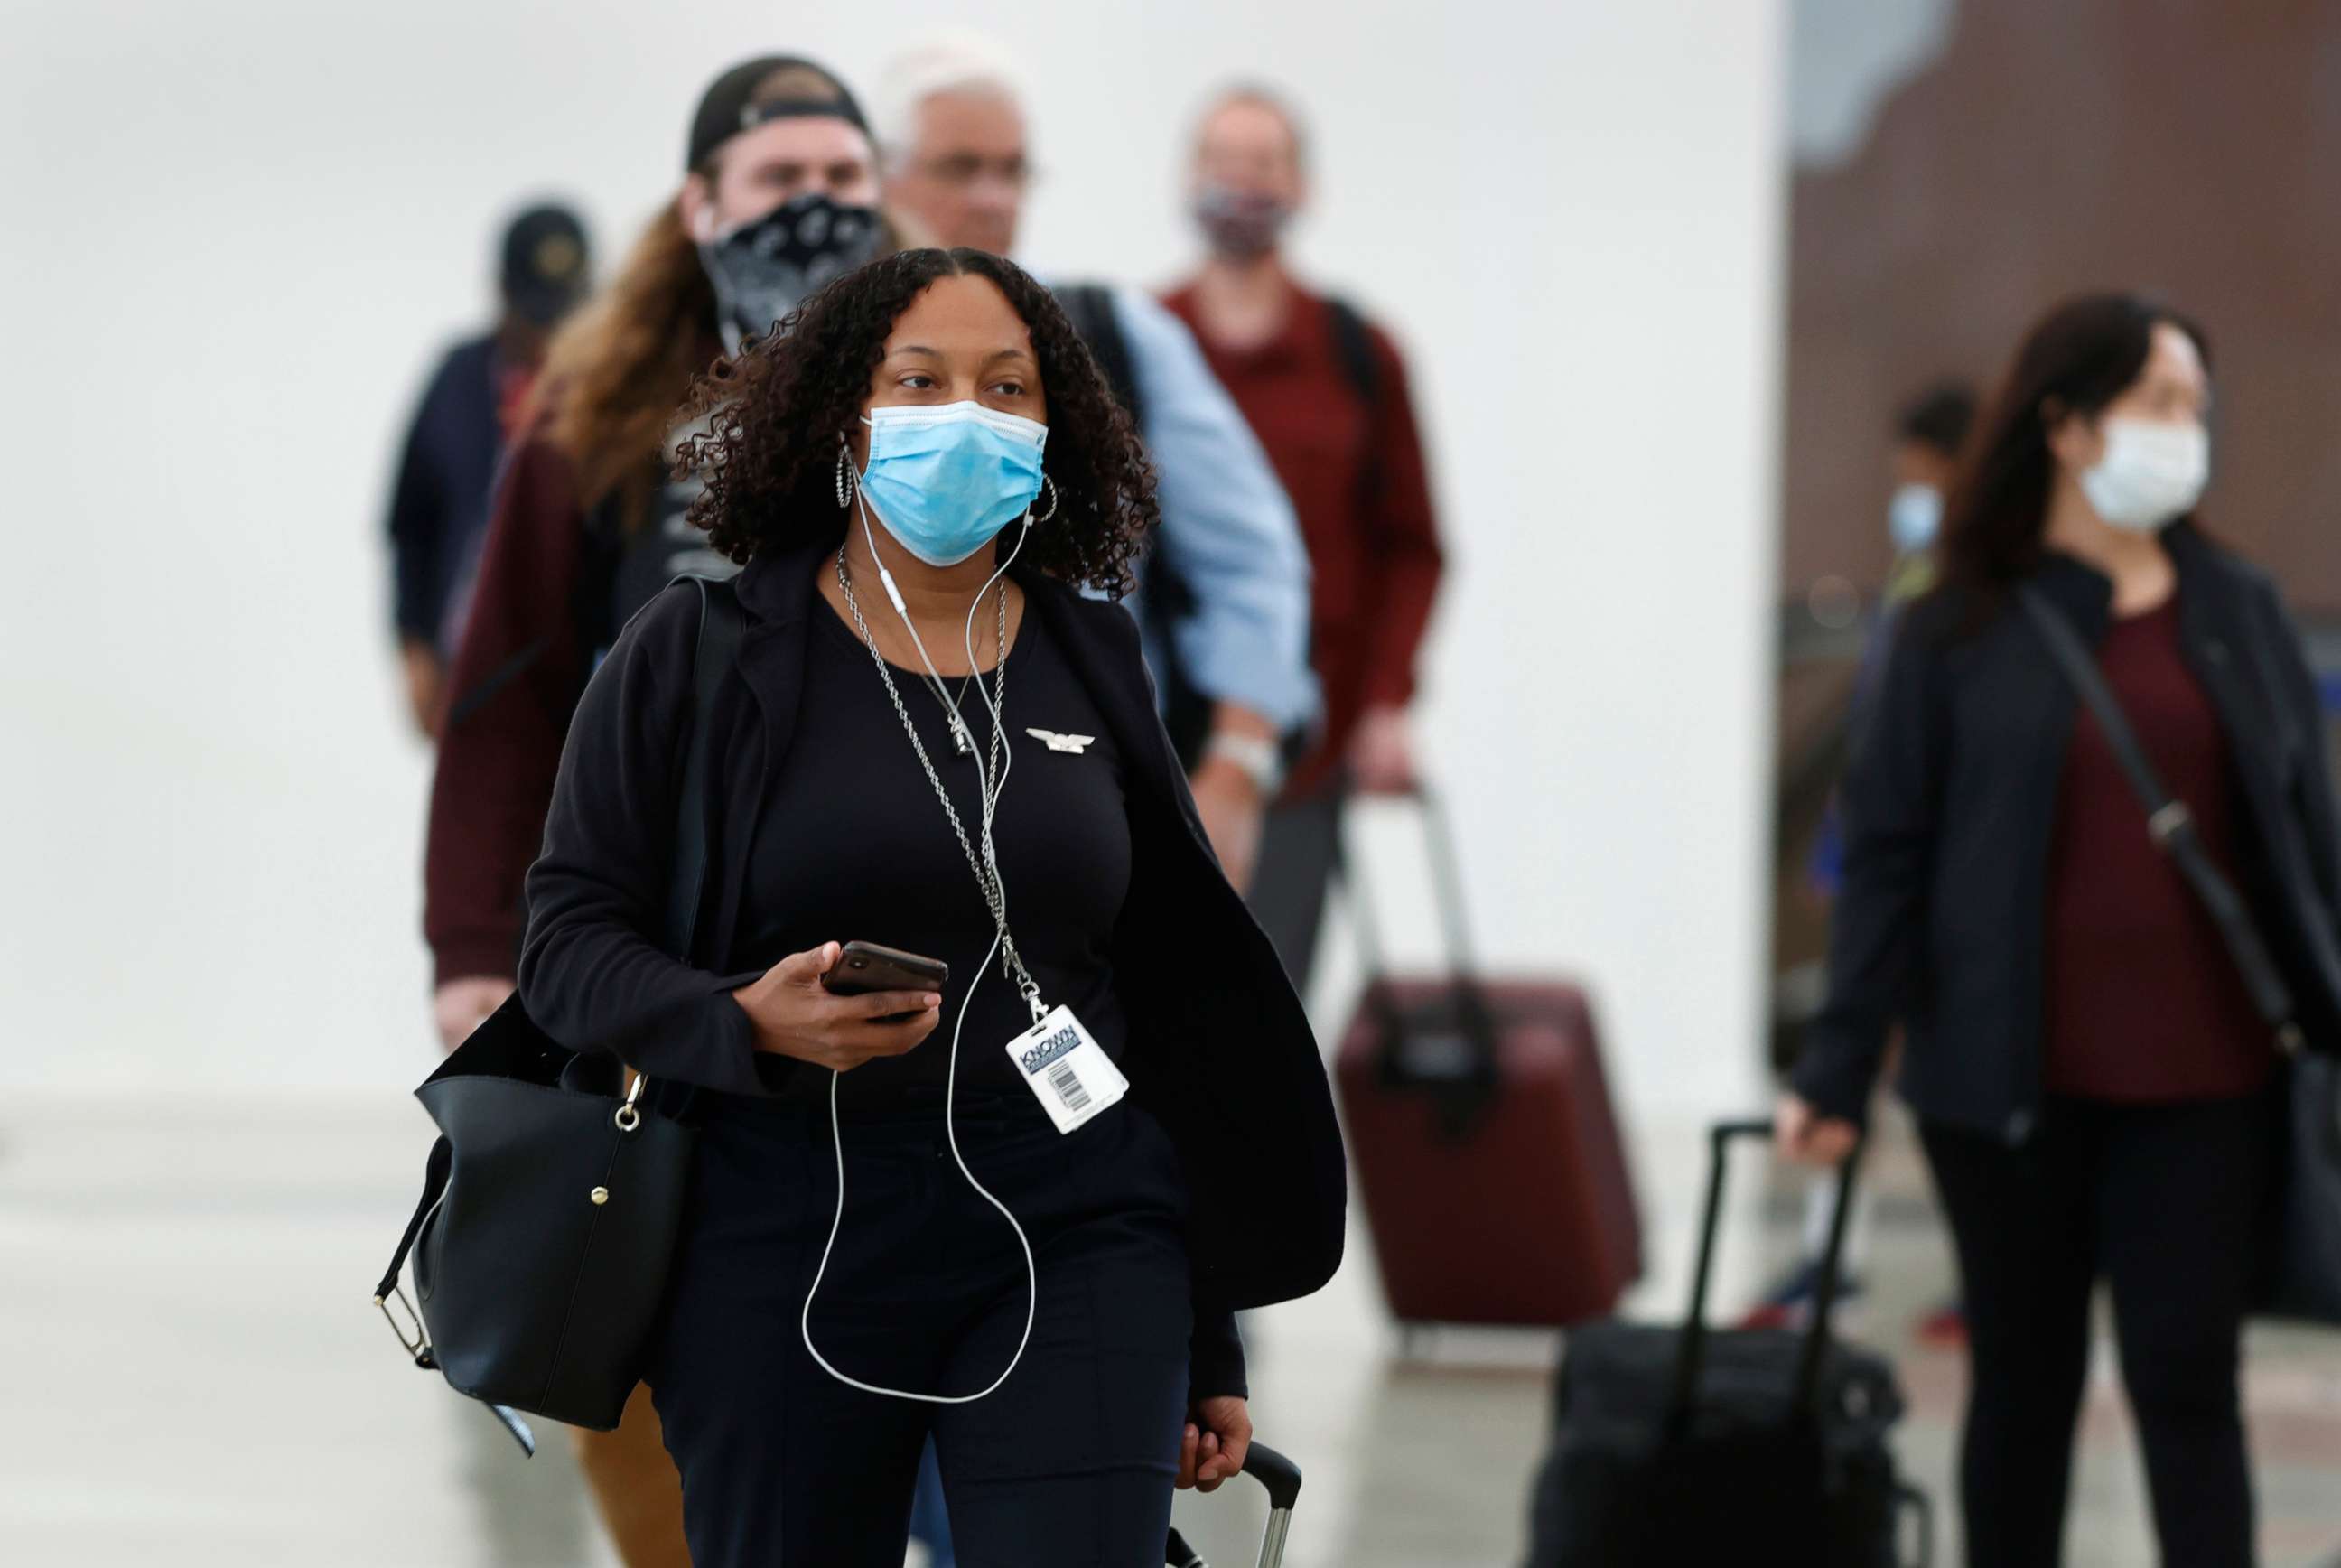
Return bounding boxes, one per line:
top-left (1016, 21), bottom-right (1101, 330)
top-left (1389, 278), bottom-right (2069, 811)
top-left (1164, 1442), bottom-right (1303, 1568)
top-left (1336, 782), bottom-right (1485, 990)
top-left (1336, 785), bottom-right (1505, 1125)
top-left (1665, 1119), bottom-right (1863, 1439)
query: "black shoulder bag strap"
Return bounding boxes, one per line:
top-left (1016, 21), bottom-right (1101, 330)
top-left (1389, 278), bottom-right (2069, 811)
top-left (2018, 583), bottom-right (2303, 1048)
top-left (666, 575), bottom-right (746, 959)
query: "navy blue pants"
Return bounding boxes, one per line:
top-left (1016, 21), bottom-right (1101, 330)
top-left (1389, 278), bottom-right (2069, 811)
top-left (645, 1091), bottom-right (1194, 1567)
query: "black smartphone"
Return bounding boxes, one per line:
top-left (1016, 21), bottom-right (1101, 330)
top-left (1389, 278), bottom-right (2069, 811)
top-left (821, 941), bottom-right (949, 997)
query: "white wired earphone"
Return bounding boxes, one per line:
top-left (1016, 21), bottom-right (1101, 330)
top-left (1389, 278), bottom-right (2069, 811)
top-left (797, 467), bottom-right (1040, 1405)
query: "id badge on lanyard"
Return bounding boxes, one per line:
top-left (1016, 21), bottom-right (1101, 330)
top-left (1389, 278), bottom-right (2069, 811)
top-left (1003, 1005), bottom-right (1128, 1134)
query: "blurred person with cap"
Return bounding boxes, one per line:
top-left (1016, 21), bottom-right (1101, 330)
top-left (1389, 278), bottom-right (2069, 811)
top-left (420, 54), bottom-right (894, 1568)
top-left (1161, 83), bottom-right (1446, 999)
top-left (874, 34), bottom-right (1316, 898)
top-left (382, 201), bottom-right (590, 738)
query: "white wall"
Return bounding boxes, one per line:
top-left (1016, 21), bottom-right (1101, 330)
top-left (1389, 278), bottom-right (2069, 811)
top-left (0, 0), bottom-right (1785, 1123)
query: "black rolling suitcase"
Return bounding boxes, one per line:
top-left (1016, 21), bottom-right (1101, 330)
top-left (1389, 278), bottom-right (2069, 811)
top-left (1524, 1120), bottom-right (1931, 1566)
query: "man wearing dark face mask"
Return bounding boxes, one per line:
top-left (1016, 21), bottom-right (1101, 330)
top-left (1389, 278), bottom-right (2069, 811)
top-left (1162, 84), bottom-right (1446, 999)
top-left (419, 55), bottom-right (894, 1568)
top-left (876, 38), bottom-right (1318, 902)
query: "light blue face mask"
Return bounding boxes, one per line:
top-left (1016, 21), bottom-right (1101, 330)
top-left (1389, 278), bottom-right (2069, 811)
top-left (1887, 482), bottom-right (1942, 555)
top-left (857, 402), bottom-right (1049, 567)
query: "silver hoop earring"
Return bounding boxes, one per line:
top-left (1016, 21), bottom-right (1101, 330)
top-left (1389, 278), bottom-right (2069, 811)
top-left (835, 441), bottom-right (856, 509)
top-left (1032, 473), bottom-right (1059, 523)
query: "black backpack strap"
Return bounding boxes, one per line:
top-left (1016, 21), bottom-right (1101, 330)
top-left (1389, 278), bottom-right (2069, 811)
top-left (2018, 584), bottom-right (2301, 1043)
top-left (664, 575), bottom-right (747, 963)
top-left (1323, 294), bottom-right (1380, 409)
top-left (1323, 296), bottom-right (1387, 513)
top-left (1055, 283), bottom-right (1145, 431)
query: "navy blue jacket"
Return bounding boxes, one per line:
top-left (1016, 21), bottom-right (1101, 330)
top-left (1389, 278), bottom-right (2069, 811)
top-left (387, 334), bottom-right (503, 647)
top-left (1795, 523), bottom-right (2341, 1142)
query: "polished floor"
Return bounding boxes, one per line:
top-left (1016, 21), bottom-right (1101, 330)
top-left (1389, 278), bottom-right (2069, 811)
top-left (3, 1097), bottom-right (2336, 1567)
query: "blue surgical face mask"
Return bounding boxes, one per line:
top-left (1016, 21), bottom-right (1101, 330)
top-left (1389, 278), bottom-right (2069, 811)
top-left (857, 401), bottom-right (1049, 566)
top-left (1887, 482), bottom-right (1942, 555)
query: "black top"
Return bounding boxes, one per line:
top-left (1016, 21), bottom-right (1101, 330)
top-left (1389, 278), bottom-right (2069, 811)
top-left (1793, 523), bottom-right (2341, 1143)
top-left (742, 601), bottom-right (1131, 1112)
top-left (517, 541), bottom-right (1347, 1380)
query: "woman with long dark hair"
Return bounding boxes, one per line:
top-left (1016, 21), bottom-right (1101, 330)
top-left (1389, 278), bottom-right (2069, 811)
top-left (517, 247), bottom-right (1345, 1565)
top-left (1777, 293), bottom-right (2341, 1565)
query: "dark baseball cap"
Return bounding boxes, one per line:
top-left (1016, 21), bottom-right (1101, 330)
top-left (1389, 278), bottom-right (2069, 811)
top-left (686, 55), bottom-right (871, 172)
top-left (499, 203), bottom-right (592, 326)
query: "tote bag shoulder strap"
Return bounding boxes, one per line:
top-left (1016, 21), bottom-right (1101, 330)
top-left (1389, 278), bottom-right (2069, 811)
top-left (664, 574), bottom-right (747, 964)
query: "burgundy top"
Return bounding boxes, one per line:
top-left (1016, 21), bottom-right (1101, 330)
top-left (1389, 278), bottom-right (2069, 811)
top-left (426, 435), bottom-right (594, 985)
top-left (2040, 597), bottom-right (2275, 1101)
top-left (1160, 280), bottom-right (1444, 793)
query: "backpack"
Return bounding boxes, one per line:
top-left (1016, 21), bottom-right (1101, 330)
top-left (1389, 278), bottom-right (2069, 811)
top-left (1051, 282), bottom-right (1382, 770)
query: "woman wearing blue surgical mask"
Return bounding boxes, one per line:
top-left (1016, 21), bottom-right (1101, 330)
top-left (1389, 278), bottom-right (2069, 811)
top-left (517, 247), bottom-right (1345, 1566)
top-left (1778, 294), bottom-right (2341, 1566)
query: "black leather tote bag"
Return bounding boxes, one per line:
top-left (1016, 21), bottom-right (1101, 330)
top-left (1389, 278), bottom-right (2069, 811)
top-left (372, 578), bottom-right (744, 1441)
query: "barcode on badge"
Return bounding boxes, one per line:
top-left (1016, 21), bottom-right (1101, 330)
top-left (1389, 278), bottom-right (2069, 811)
top-left (1046, 1059), bottom-right (1091, 1112)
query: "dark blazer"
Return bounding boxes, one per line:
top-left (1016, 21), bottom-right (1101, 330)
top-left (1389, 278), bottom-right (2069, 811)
top-left (1795, 523), bottom-right (2341, 1142)
top-left (386, 333), bottom-right (502, 648)
top-left (516, 540), bottom-right (1348, 1335)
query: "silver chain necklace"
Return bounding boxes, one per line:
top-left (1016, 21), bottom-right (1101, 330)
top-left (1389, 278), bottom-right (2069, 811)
top-left (835, 546), bottom-right (1042, 1011)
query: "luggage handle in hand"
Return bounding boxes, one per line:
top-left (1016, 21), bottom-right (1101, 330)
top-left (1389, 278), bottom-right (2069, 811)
top-left (1896, 1481), bottom-right (1935, 1568)
top-left (1334, 780), bottom-right (1485, 989)
top-left (1163, 1442), bottom-right (1303, 1568)
top-left (1333, 783), bottom-right (1505, 1131)
top-left (1664, 1119), bottom-right (1862, 1440)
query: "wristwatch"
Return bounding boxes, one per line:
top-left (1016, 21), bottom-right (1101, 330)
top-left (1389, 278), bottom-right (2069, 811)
top-left (1203, 731), bottom-right (1285, 798)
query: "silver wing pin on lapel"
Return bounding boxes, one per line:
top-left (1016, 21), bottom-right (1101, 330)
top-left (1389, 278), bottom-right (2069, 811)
top-left (1026, 728), bottom-right (1096, 754)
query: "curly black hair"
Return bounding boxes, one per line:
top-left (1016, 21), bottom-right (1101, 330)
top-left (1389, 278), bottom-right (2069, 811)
top-left (674, 247), bottom-right (1160, 596)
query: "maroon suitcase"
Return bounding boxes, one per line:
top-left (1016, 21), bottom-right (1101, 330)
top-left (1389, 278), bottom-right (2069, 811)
top-left (1331, 795), bottom-right (1642, 1329)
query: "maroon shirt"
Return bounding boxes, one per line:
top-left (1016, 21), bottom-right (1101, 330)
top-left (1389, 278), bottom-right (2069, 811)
top-left (2041, 598), bottom-right (2275, 1101)
top-left (425, 435), bottom-right (593, 985)
top-left (1161, 280), bottom-right (1443, 792)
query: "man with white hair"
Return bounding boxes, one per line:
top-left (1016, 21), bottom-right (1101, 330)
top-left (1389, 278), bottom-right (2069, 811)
top-left (875, 34), bottom-right (1316, 898)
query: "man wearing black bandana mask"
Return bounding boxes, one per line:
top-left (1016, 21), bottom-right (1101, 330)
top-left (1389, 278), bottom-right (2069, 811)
top-left (689, 146), bottom-right (884, 351)
top-left (420, 54), bottom-right (898, 1568)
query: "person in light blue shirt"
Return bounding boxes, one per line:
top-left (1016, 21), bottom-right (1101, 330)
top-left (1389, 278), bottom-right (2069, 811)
top-left (876, 33), bottom-right (1316, 901)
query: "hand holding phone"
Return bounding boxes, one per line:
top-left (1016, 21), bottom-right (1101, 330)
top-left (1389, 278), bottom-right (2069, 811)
top-left (730, 942), bottom-right (946, 1073)
top-left (820, 941), bottom-right (950, 998)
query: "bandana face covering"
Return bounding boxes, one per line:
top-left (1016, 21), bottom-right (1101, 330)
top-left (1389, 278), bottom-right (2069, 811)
top-left (699, 191), bottom-right (882, 350)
